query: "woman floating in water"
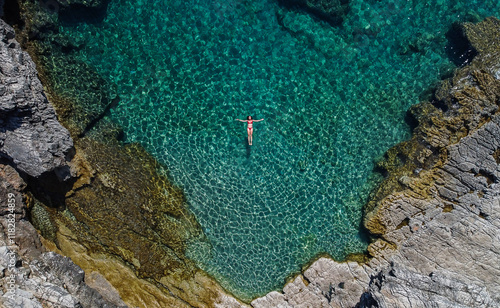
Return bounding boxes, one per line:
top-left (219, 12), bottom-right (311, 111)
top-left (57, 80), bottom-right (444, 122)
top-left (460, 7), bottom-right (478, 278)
top-left (236, 116), bottom-right (264, 145)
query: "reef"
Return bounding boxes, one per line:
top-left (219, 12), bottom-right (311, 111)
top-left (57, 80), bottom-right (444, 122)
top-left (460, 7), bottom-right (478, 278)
top-left (253, 17), bottom-right (500, 307)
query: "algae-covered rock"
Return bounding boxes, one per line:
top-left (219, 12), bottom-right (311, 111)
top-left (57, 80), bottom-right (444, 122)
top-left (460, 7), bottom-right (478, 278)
top-left (64, 136), bottom-right (202, 280)
top-left (0, 163), bottom-right (126, 308)
top-left (27, 121), bottom-right (246, 306)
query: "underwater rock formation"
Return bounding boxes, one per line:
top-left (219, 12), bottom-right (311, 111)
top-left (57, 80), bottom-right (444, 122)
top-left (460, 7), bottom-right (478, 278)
top-left (17, 0), bottom-right (117, 137)
top-left (278, 0), bottom-right (350, 26)
top-left (55, 0), bottom-right (108, 10)
top-left (0, 19), bottom-right (73, 179)
top-left (253, 17), bottom-right (500, 308)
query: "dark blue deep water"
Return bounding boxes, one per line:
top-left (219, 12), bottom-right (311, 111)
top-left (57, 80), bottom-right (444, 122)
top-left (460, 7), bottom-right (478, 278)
top-left (59, 0), bottom-right (500, 300)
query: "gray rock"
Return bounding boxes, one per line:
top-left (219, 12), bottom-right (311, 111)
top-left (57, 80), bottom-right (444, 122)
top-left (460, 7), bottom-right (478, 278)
top-left (0, 19), bottom-right (74, 179)
top-left (1, 288), bottom-right (44, 308)
top-left (0, 165), bottom-right (128, 307)
top-left (27, 252), bottom-right (127, 308)
top-left (85, 272), bottom-right (128, 307)
top-left (0, 150), bottom-right (126, 307)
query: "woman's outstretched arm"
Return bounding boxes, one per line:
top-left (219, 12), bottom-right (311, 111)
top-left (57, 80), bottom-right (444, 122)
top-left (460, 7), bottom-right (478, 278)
top-left (253, 119), bottom-right (264, 122)
top-left (235, 119), bottom-right (246, 122)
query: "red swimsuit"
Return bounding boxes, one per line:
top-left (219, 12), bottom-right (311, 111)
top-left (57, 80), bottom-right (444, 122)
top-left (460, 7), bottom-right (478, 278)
top-left (247, 120), bottom-right (254, 131)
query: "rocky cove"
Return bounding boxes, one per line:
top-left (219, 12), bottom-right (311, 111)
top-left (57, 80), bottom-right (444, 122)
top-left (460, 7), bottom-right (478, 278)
top-left (0, 1), bottom-right (499, 308)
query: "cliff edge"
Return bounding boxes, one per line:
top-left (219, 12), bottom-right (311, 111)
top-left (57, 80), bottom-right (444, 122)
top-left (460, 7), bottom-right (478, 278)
top-left (0, 19), bottom-right (127, 307)
top-left (0, 19), bottom-right (73, 179)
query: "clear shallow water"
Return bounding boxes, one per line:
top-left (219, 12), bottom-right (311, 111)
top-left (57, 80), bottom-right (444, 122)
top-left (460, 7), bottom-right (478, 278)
top-left (59, 0), bottom-right (500, 300)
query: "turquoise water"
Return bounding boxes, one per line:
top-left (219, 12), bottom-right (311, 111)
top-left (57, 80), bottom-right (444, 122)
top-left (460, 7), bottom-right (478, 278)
top-left (58, 0), bottom-right (500, 300)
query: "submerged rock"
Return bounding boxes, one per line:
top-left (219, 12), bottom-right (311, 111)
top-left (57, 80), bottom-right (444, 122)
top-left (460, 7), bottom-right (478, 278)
top-left (278, 0), bottom-right (350, 26)
top-left (17, 0), bottom-right (117, 137)
top-left (56, 0), bottom-right (108, 10)
top-left (0, 19), bottom-right (74, 179)
top-left (253, 17), bottom-right (500, 308)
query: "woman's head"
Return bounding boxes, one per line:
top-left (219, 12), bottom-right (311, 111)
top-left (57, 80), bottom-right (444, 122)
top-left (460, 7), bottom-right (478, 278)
top-left (247, 116), bottom-right (252, 120)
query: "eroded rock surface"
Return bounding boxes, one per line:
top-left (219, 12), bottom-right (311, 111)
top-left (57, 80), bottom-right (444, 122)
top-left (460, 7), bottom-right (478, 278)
top-left (0, 163), bottom-right (126, 308)
top-left (252, 17), bottom-right (500, 308)
top-left (0, 19), bottom-right (73, 179)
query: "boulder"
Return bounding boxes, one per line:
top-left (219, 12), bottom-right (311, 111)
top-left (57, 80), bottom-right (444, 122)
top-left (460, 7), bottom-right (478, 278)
top-left (0, 19), bottom-right (74, 179)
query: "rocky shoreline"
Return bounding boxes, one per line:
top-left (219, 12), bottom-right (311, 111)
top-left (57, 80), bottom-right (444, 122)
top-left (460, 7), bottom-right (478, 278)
top-left (0, 8), bottom-right (244, 308)
top-left (253, 17), bottom-right (500, 307)
top-left (1, 1), bottom-right (500, 307)
top-left (0, 18), bottom-right (126, 307)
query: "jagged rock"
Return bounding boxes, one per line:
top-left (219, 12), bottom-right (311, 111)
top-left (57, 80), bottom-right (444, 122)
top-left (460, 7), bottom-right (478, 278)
top-left (0, 20), bottom-right (127, 307)
top-left (0, 19), bottom-right (74, 179)
top-left (252, 17), bottom-right (500, 308)
top-left (0, 163), bottom-right (128, 308)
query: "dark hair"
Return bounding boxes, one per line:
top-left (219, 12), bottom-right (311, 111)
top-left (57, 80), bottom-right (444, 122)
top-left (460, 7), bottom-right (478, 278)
top-left (247, 116), bottom-right (252, 120)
